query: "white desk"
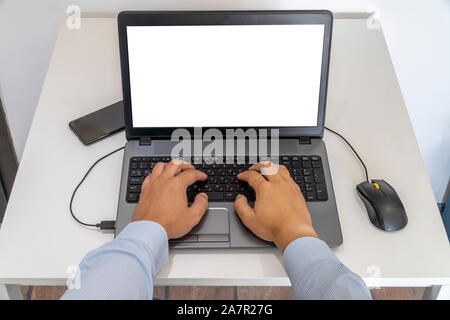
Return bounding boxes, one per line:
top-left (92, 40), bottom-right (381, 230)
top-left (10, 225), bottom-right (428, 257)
top-left (1, 14), bottom-right (449, 299)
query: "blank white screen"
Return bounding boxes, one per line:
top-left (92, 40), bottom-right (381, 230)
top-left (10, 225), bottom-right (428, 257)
top-left (127, 25), bottom-right (324, 128)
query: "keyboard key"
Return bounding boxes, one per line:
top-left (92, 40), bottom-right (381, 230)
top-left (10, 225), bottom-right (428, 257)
top-left (294, 176), bottom-right (303, 183)
top-left (304, 176), bottom-right (314, 184)
top-left (208, 177), bottom-right (218, 184)
top-left (292, 160), bottom-right (302, 168)
top-left (313, 168), bottom-right (322, 175)
top-left (139, 162), bottom-right (148, 169)
top-left (302, 160), bottom-right (311, 168)
top-left (312, 160), bottom-right (322, 168)
top-left (316, 184), bottom-right (328, 200)
top-left (129, 177), bottom-right (143, 185)
top-left (229, 177), bottom-right (238, 184)
top-left (130, 170), bottom-right (142, 177)
top-left (206, 192), bottom-right (224, 201)
top-left (128, 185), bottom-right (141, 193)
top-left (127, 193), bottom-right (139, 202)
top-left (314, 174), bottom-right (324, 183)
top-left (225, 192), bottom-right (236, 201)
top-left (306, 192), bottom-right (316, 201)
top-left (225, 185), bottom-right (236, 192)
top-left (219, 176), bottom-right (229, 184)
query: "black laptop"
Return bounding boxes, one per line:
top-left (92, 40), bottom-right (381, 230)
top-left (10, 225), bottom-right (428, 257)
top-left (115, 11), bottom-right (343, 248)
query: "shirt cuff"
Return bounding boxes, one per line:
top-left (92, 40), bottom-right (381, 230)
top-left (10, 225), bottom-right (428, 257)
top-left (116, 221), bottom-right (169, 276)
top-left (283, 237), bottom-right (339, 273)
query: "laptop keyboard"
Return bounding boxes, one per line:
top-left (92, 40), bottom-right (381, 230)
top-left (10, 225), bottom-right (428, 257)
top-left (126, 156), bottom-right (328, 203)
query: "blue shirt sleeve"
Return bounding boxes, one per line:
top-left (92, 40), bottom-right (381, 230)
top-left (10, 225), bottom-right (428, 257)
top-left (283, 237), bottom-right (372, 299)
top-left (62, 222), bottom-right (371, 300)
top-left (61, 221), bottom-right (168, 300)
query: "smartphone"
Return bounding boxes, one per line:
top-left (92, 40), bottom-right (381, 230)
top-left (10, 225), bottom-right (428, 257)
top-left (69, 101), bottom-right (125, 145)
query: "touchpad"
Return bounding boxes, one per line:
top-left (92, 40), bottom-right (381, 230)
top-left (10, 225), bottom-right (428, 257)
top-left (190, 208), bottom-right (230, 235)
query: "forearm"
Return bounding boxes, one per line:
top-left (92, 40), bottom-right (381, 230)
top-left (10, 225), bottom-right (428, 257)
top-left (283, 237), bottom-right (372, 300)
top-left (62, 221), bottom-right (168, 300)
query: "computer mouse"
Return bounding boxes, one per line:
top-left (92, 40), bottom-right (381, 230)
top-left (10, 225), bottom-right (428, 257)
top-left (356, 179), bottom-right (407, 231)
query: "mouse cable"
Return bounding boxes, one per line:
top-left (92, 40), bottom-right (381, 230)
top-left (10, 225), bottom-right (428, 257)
top-left (324, 126), bottom-right (369, 182)
top-left (69, 146), bottom-right (125, 230)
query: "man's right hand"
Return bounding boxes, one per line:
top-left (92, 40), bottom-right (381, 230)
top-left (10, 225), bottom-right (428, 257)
top-left (234, 162), bottom-right (318, 252)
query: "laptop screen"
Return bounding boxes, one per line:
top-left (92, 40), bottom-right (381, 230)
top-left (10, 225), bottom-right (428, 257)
top-left (126, 24), bottom-right (325, 128)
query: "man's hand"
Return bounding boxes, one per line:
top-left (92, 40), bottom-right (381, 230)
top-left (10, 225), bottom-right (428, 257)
top-left (235, 162), bottom-right (318, 252)
top-left (132, 160), bottom-right (208, 239)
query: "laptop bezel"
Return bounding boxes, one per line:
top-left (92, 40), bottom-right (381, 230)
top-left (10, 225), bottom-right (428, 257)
top-left (118, 10), bottom-right (333, 140)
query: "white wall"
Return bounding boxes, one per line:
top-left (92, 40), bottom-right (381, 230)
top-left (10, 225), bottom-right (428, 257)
top-left (0, 0), bottom-right (449, 202)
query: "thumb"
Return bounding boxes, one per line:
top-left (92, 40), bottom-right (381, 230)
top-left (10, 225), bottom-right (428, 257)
top-left (234, 194), bottom-right (256, 229)
top-left (188, 192), bottom-right (209, 221)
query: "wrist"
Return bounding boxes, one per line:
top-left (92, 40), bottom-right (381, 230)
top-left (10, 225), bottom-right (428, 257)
top-left (147, 218), bottom-right (172, 239)
top-left (274, 225), bottom-right (318, 253)
top-left (132, 214), bottom-right (172, 239)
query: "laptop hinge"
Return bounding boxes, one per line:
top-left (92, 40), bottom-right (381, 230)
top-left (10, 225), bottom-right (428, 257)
top-left (139, 137), bottom-right (152, 146)
top-left (298, 136), bottom-right (312, 145)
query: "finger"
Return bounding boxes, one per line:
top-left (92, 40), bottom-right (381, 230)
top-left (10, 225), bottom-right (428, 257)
top-left (142, 173), bottom-right (152, 189)
top-left (237, 171), bottom-right (268, 191)
top-left (249, 162), bottom-right (282, 182)
top-left (234, 194), bottom-right (256, 228)
top-left (176, 169), bottom-right (207, 187)
top-left (149, 162), bottom-right (166, 179)
top-left (162, 160), bottom-right (194, 178)
top-left (278, 165), bottom-right (292, 180)
top-left (248, 161), bottom-right (270, 171)
top-left (188, 193), bottom-right (209, 221)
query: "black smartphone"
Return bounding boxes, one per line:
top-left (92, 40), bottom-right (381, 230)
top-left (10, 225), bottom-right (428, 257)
top-left (69, 101), bottom-right (125, 145)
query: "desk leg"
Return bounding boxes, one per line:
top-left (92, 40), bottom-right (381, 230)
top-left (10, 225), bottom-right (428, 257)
top-left (422, 285), bottom-right (450, 300)
top-left (0, 284), bottom-right (23, 300)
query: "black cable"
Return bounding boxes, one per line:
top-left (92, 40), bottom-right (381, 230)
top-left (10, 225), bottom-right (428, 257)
top-left (26, 286), bottom-right (33, 300)
top-left (324, 126), bottom-right (369, 182)
top-left (69, 146), bottom-right (125, 229)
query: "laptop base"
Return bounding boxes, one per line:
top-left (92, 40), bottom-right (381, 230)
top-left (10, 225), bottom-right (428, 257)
top-left (115, 138), bottom-right (343, 248)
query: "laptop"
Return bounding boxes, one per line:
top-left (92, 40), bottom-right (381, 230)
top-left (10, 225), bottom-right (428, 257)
top-left (115, 10), bottom-right (343, 248)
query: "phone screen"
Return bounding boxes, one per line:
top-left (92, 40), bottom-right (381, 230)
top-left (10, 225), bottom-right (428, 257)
top-left (69, 101), bottom-right (124, 145)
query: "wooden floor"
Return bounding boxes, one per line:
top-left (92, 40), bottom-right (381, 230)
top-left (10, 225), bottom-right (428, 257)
top-left (22, 285), bottom-right (424, 300)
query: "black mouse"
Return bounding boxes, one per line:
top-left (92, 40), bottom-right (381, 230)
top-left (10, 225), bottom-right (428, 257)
top-left (356, 179), bottom-right (407, 231)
